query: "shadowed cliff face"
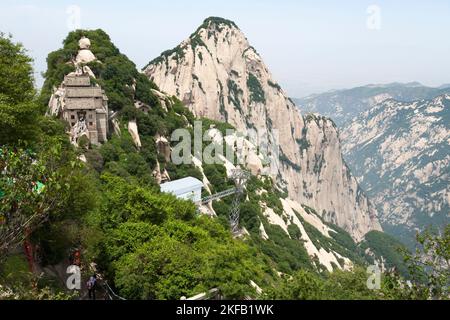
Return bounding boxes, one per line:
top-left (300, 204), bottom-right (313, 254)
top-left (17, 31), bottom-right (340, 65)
top-left (143, 17), bottom-right (381, 240)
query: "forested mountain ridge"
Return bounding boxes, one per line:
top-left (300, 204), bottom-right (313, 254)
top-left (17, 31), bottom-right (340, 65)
top-left (1, 25), bottom-right (447, 300)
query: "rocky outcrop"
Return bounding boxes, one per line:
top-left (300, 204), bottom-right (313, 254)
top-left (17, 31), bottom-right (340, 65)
top-left (76, 36), bottom-right (96, 64)
top-left (143, 17), bottom-right (381, 240)
top-left (261, 197), bottom-right (354, 271)
top-left (128, 120), bottom-right (142, 148)
top-left (155, 134), bottom-right (171, 162)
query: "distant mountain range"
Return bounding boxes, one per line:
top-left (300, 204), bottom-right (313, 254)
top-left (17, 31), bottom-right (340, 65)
top-left (293, 82), bottom-right (450, 127)
top-left (438, 83), bottom-right (450, 89)
top-left (341, 94), bottom-right (450, 247)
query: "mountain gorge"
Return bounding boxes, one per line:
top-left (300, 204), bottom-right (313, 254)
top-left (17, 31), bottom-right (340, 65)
top-left (143, 17), bottom-right (381, 241)
top-left (341, 95), bottom-right (450, 246)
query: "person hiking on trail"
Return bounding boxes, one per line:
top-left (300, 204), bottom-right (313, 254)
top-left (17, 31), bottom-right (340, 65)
top-left (87, 274), bottom-right (97, 300)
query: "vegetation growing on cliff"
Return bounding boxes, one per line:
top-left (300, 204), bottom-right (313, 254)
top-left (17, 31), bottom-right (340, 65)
top-left (247, 73), bottom-right (266, 104)
top-left (360, 230), bottom-right (408, 276)
top-left (227, 79), bottom-right (243, 113)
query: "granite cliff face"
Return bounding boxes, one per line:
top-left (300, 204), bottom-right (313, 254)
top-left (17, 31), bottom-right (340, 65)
top-left (341, 95), bottom-right (450, 245)
top-left (143, 17), bottom-right (381, 240)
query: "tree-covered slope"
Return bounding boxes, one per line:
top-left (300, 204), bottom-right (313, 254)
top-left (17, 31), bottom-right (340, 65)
top-left (359, 231), bottom-right (408, 276)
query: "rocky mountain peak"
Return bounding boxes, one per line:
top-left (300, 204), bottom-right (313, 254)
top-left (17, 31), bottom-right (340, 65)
top-left (187, 17), bottom-right (243, 48)
top-left (143, 17), bottom-right (381, 240)
top-left (194, 16), bottom-right (240, 33)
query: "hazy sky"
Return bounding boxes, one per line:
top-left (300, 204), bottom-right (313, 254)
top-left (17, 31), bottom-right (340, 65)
top-left (1, 0), bottom-right (449, 97)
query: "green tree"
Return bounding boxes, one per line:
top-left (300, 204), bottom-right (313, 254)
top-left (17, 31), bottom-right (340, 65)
top-left (0, 145), bottom-right (69, 258)
top-left (323, 267), bottom-right (379, 300)
top-left (87, 175), bottom-right (269, 300)
top-left (0, 33), bottom-right (41, 144)
top-left (0, 33), bottom-right (35, 103)
top-left (400, 226), bottom-right (450, 299)
top-left (265, 269), bottom-right (325, 300)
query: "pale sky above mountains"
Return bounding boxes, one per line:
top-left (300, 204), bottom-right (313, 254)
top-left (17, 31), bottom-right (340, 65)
top-left (1, 0), bottom-right (449, 97)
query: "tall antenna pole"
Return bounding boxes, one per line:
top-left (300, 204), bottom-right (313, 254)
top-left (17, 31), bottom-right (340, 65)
top-left (229, 168), bottom-right (250, 236)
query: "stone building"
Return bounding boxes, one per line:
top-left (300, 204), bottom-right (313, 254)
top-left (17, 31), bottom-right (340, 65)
top-left (62, 75), bottom-right (109, 145)
top-left (48, 74), bottom-right (109, 145)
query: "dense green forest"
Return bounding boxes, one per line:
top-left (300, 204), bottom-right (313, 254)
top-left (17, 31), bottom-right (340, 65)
top-left (1, 31), bottom-right (448, 300)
